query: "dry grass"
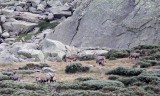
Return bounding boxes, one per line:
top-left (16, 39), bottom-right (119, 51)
top-left (0, 58), bottom-right (136, 82)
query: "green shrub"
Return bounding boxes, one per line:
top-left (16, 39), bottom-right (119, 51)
top-left (106, 67), bottom-right (145, 76)
top-left (61, 90), bottom-right (115, 96)
top-left (102, 86), bottom-right (120, 92)
top-left (0, 74), bottom-right (12, 81)
top-left (0, 88), bottom-right (16, 94)
top-left (80, 80), bottom-right (124, 90)
top-left (105, 49), bottom-right (128, 59)
top-left (118, 75), bottom-right (158, 86)
top-left (1, 72), bottom-right (13, 76)
top-left (136, 61), bottom-right (152, 68)
top-left (140, 70), bottom-right (160, 77)
top-left (137, 76), bottom-right (158, 83)
top-left (118, 77), bottom-right (138, 86)
top-left (75, 77), bottom-right (98, 82)
top-left (65, 63), bottom-right (90, 73)
top-left (15, 70), bottom-right (35, 74)
top-left (143, 85), bottom-right (160, 94)
top-left (132, 45), bottom-right (160, 50)
top-left (38, 21), bottom-right (59, 31)
top-left (108, 75), bottom-right (120, 80)
top-left (19, 63), bottom-right (50, 70)
top-left (109, 57), bottom-right (116, 60)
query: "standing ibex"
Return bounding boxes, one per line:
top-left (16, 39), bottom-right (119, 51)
top-left (93, 53), bottom-right (106, 66)
top-left (13, 72), bottom-right (20, 81)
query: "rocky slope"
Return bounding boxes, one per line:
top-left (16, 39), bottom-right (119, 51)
top-left (0, 0), bottom-right (160, 62)
top-left (50, 0), bottom-right (160, 49)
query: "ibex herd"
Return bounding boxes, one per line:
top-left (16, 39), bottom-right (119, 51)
top-left (13, 71), bottom-right (56, 84)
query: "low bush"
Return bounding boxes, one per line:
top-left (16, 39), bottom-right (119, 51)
top-left (139, 70), bottom-right (160, 77)
top-left (61, 90), bottom-right (115, 96)
top-left (0, 88), bottom-right (16, 95)
top-left (19, 63), bottom-right (50, 70)
top-left (132, 45), bottom-right (160, 50)
top-left (15, 70), bottom-right (35, 74)
top-left (75, 77), bottom-right (98, 82)
top-left (0, 74), bottom-right (12, 81)
top-left (102, 86), bottom-right (120, 92)
top-left (118, 75), bottom-right (158, 86)
top-left (136, 61), bottom-right (152, 68)
top-left (104, 49), bottom-right (128, 59)
top-left (65, 63), bottom-right (90, 73)
top-left (118, 77), bottom-right (138, 86)
top-left (105, 67), bottom-right (145, 76)
top-left (80, 80), bottom-right (124, 90)
top-left (108, 75), bottom-right (120, 80)
top-left (1, 72), bottom-right (13, 76)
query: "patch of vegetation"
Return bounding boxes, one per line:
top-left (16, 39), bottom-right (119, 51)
top-left (80, 80), bottom-right (124, 90)
top-left (0, 74), bottom-right (12, 81)
top-left (19, 63), bottom-right (50, 70)
top-left (132, 45), bottom-right (160, 50)
top-left (105, 67), bottom-right (145, 76)
top-left (104, 49), bottom-right (128, 60)
top-left (38, 20), bottom-right (59, 31)
top-left (118, 75), bottom-right (158, 86)
top-left (15, 33), bottom-right (33, 42)
top-left (75, 77), bottom-right (98, 82)
top-left (108, 75), bottom-right (120, 80)
top-left (15, 21), bottom-right (59, 42)
top-left (15, 70), bottom-right (35, 74)
top-left (65, 63), bottom-right (90, 73)
top-left (0, 80), bottom-right (51, 96)
top-left (53, 80), bottom-right (124, 90)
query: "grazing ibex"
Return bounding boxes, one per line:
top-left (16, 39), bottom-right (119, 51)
top-left (50, 75), bottom-right (56, 83)
top-left (13, 72), bottom-right (20, 81)
top-left (93, 53), bottom-right (106, 66)
top-left (65, 56), bottom-right (78, 62)
top-left (36, 76), bottom-right (49, 83)
top-left (128, 51), bottom-right (140, 60)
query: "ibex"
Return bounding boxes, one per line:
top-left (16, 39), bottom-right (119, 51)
top-left (93, 53), bottom-right (106, 66)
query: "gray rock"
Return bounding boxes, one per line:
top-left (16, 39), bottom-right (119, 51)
top-left (17, 49), bottom-right (44, 62)
top-left (37, 4), bottom-right (45, 11)
top-left (29, 7), bottom-right (37, 13)
top-left (42, 67), bottom-right (56, 73)
top-left (16, 6), bottom-right (24, 12)
top-left (2, 20), bottom-right (37, 34)
top-left (0, 26), bottom-right (2, 34)
top-left (47, 0), bottom-right (62, 7)
top-left (41, 39), bottom-right (66, 60)
top-left (49, 7), bottom-right (72, 18)
top-left (78, 50), bottom-right (108, 57)
top-left (50, 0), bottom-right (160, 49)
top-left (1, 15), bottom-right (6, 23)
top-left (2, 31), bottom-right (10, 38)
top-left (27, 0), bottom-right (41, 7)
top-left (14, 12), bottom-right (46, 23)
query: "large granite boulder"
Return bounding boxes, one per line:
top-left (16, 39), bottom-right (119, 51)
top-left (41, 39), bottom-right (67, 61)
top-left (2, 20), bottom-right (37, 34)
top-left (49, 0), bottom-right (160, 49)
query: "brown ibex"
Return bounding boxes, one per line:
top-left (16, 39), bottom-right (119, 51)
top-left (93, 53), bottom-right (106, 66)
top-left (13, 72), bottom-right (20, 81)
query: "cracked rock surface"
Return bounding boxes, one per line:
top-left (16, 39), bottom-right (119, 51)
top-left (50, 0), bottom-right (160, 49)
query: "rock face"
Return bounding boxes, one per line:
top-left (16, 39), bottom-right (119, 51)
top-left (41, 39), bottom-right (67, 61)
top-left (50, 0), bottom-right (160, 49)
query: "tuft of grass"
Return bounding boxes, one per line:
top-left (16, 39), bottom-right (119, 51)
top-left (15, 21), bottom-right (59, 42)
top-left (38, 21), bottom-right (59, 31)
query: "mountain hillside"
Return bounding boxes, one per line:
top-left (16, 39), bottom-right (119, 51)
top-left (50, 0), bottom-right (160, 49)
